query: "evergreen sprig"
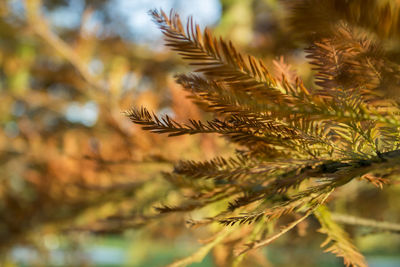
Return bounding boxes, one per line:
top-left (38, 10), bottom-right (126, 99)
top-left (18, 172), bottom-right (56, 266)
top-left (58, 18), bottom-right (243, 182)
top-left (126, 7), bottom-right (400, 267)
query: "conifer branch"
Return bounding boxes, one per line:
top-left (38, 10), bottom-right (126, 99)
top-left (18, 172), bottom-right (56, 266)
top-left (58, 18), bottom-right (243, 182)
top-left (236, 192), bottom-right (332, 256)
top-left (125, 7), bottom-right (400, 265)
top-left (150, 9), bottom-right (288, 104)
top-left (237, 211), bottom-right (312, 256)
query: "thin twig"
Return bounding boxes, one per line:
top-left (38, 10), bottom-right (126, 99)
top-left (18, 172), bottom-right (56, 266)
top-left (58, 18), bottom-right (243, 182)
top-left (236, 192), bottom-right (332, 256)
top-left (331, 213), bottom-right (400, 233)
top-left (25, 0), bottom-right (104, 93)
top-left (166, 227), bottom-right (234, 267)
top-left (236, 210), bottom-right (312, 256)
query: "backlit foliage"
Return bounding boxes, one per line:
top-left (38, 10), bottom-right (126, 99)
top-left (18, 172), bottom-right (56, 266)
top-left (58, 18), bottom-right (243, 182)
top-left (128, 6), bottom-right (400, 267)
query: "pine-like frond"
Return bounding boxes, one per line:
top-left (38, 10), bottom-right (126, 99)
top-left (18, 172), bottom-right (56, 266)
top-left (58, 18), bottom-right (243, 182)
top-left (124, 7), bottom-right (400, 265)
top-left (219, 191), bottom-right (320, 226)
top-left (126, 107), bottom-right (245, 137)
top-left (150, 9), bottom-right (288, 104)
top-left (126, 106), bottom-right (336, 158)
top-left (306, 24), bottom-right (392, 101)
top-left (155, 190), bottom-right (232, 213)
top-left (173, 155), bottom-right (253, 181)
top-left (288, 0), bottom-right (400, 39)
top-left (315, 205), bottom-right (367, 267)
top-left (236, 192), bottom-right (332, 256)
top-left (175, 73), bottom-right (271, 118)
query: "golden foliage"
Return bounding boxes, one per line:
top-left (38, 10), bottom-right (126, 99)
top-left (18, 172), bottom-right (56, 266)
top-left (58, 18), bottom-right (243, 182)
top-left (127, 7), bottom-right (400, 266)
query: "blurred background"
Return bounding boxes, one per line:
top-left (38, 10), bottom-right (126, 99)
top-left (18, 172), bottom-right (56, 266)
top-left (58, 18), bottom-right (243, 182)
top-left (0, 0), bottom-right (399, 266)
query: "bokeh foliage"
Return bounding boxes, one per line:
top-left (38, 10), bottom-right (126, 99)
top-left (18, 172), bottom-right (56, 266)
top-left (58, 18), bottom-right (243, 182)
top-left (1, 0), bottom-right (400, 266)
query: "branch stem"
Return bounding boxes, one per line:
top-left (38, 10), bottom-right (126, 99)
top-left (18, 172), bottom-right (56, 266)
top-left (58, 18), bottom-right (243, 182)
top-left (331, 213), bottom-right (400, 233)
